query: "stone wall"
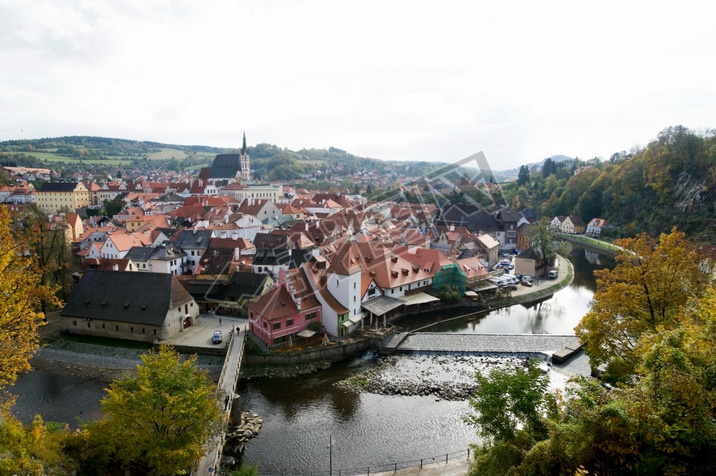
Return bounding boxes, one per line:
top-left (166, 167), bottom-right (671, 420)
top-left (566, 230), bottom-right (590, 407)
top-left (245, 339), bottom-right (373, 367)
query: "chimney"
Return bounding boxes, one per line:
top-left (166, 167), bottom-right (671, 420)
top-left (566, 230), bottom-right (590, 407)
top-left (450, 224), bottom-right (455, 232)
top-left (234, 247), bottom-right (240, 261)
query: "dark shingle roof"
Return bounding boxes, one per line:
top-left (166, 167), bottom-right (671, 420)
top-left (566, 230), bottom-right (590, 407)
top-left (124, 247), bottom-right (155, 262)
top-left (61, 270), bottom-right (194, 325)
top-left (174, 229), bottom-right (213, 249)
top-left (37, 182), bottom-right (80, 192)
top-left (225, 272), bottom-right (270, 300)
top-left (210, 154), bottom-right (247, 179)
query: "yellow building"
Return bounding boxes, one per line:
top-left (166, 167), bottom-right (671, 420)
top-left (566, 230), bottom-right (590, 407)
top-left (36, 182), bottom-right (90, 215)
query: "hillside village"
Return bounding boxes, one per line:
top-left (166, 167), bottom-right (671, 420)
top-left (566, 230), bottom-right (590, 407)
top-left (1, 137), bottom-right (608, 349)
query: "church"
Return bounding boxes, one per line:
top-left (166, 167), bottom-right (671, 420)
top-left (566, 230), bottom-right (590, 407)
top-left (205, 132), bottom-right (251, 186)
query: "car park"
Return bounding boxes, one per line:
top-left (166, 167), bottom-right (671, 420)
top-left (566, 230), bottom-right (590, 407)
top-left (212, 330), bottom-right (222, 344)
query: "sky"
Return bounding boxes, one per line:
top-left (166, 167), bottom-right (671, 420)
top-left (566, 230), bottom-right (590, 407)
top-left (1, 0), bottom-right (714, 170)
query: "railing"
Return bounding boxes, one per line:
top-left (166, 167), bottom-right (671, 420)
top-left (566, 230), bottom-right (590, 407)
top-left (258, 448), bottom-right (471, 476)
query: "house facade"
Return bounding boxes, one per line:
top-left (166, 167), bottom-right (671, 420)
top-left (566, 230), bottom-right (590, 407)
top-left (36, 182), bottom-right (90, 214)
top-left (60, 270), bottom-right (199, 343)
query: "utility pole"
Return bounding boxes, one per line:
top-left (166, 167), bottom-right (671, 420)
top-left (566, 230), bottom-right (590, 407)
top-left (329, 435), bottom-right (333, 476)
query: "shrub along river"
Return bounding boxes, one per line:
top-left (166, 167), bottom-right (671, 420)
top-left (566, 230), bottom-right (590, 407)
top-left (10, 245), bottom-right (613, 474)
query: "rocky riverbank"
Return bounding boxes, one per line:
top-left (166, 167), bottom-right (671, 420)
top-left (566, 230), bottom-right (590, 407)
top-left (335, 353), bottom-right (544, 401)
top-left (226, 411), bottom-right (263, 444)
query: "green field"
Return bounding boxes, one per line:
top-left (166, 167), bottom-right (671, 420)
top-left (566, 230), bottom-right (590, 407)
top-left (13, 147), bottom-right (217, 165)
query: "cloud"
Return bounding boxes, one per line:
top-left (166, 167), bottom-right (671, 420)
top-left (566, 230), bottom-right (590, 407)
top-left (0, 0), bottom-right (714, 169)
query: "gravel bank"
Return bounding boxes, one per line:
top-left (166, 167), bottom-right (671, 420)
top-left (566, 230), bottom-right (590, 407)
top-left (32, 342), bottom-right (224, 383)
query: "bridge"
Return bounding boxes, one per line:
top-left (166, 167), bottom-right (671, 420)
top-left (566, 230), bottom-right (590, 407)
top-left (193, 328), bottom-right (246, 476)
top-left (382, 332), bottom-right (582, 363)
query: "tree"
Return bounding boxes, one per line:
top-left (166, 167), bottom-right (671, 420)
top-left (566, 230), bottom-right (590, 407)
top-left (575, 228), bottom-right (711, 382)
top-left (86, 346), bottom-right (225, 476)
top-left (517, 165), bottom-right (530, 186)
top-left (465, 359), bottom-right (554, 475)
top-left (527, 222), bottom-right (562, 259)
top-left (0, 205), bottom-right (59, 394)
top-left (542, 158), bottom-right (557, 177)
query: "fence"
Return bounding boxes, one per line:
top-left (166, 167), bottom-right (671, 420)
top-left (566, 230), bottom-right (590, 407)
top-left (258, 448), bottom-right (471, 476)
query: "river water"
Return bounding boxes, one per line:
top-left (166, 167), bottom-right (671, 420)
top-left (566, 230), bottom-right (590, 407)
top-left (9, 245), bottom-right (613, 474)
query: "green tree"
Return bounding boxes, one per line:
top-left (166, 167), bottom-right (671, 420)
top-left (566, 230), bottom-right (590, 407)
top-left (86, 346), bottom-right (225, 476)
top-left (542, 158), bottom-right (557, 177)
top-left (517, 165), bottom-right (530, 186)
top-left (465, 359), bottom-right (554, 475)
top-left (575, 228), bottom-right (711, 382)
top-left (439, 284), bottom-right (461, 303)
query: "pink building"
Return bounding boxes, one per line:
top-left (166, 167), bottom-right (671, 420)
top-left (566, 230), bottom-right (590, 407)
top-left (247, 269), bottom-right (321, 348)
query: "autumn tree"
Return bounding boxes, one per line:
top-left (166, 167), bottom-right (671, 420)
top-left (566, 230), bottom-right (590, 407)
top-left (0, 205), bottom-right (59, 397)
top-left (575, 228), bottom-right (711, 382)
top-left (85, 346), bottom-right (225, 476)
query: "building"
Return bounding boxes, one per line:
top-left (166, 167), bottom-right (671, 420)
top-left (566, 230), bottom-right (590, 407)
top-left (36, 182), bottom-right (90, 214)
top-left (208, 132), bottom-right (251, 185)
top-left (562, 215), bottom-right (586, 234)
top-left (586, 218), bottom-right (610, 236)
top-left (247, 269), bottom-right (322, 347)
top-left (60, 270), bottom-right (199, 343)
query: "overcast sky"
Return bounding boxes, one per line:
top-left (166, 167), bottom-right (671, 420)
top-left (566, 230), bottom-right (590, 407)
top-left (1, 0), bottom-right (713, 170)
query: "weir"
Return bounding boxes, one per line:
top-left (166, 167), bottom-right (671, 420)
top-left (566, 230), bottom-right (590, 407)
top-left (382, 332), bottom-right (582, 362)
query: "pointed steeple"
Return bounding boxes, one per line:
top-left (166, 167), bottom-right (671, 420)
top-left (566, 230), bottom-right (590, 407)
top-left (241, 131), bottom-right (247, 155)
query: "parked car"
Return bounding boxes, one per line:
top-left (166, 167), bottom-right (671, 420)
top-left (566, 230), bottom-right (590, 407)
top-left (212, 330), bottom-right (222, 344)
top-left (521, 278), bottom-right (533, 287)
top-left (548, 270), bottom-right (558, 279)
top-left (522, 275), bottom-right (533, 283)
top-left (505, 284), bottom-right (518, 291)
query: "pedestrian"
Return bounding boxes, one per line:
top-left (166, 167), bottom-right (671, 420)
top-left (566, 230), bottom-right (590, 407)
top-left (219, 317), bottom-right (222, 326)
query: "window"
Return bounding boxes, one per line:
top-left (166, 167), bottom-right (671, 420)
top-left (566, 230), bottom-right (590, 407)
top-left (73, 320), bottom-right (77, 326)
top-left (263, 321), bottom-right (267, 329)
top-left (115, 325), bottom-right (119, 331)
top-left (273, 322), bottom-right (281, 330)
top-left (87, 322), bottom-right (90, 328)
top-left (286, 318), bottom-right (294, 326)
top-left (336, 279), bottom-right (339, 287)
top-left (102, 324), bottom-right (105, 329)
top-left (354, 282), bottom-right (356, 289)
top-left (153, 329), bottom-right (157, 335)
top-left (142, 328), bottom-right (146, 334)
top-left (130, 327), bottom-right (134, 332)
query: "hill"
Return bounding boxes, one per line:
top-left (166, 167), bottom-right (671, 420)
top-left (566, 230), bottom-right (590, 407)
top-left (503, 126), bottom-right (716, 242)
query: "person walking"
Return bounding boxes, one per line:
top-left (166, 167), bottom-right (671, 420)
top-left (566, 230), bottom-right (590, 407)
top-left (219, 317), bottom-right (222, 326)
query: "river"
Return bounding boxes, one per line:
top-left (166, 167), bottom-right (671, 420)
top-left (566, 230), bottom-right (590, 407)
top-left (9, 245), bottom-right (613, 474)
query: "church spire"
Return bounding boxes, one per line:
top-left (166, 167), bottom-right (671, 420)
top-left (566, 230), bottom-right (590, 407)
top-left (241, 131), bottom-right (247, 155)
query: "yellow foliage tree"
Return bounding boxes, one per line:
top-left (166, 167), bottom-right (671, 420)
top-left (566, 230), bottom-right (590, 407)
top-left (0, 205), bottom-right (59, 392)
top-left (575, 227), bottom-right (711, 381)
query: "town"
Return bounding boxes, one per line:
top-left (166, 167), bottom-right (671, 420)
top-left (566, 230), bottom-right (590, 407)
top-left (1, 135), bottom-right (605, 350)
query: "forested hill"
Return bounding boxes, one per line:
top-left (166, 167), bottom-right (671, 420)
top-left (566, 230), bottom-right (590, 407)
top-left (523, 126), bottom-right (716, 242)
top-left (0, 136), bottom-right (443, 182)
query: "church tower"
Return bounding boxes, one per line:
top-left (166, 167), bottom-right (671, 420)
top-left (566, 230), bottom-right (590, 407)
top-left (240, 132), bottom-right (251, 181)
